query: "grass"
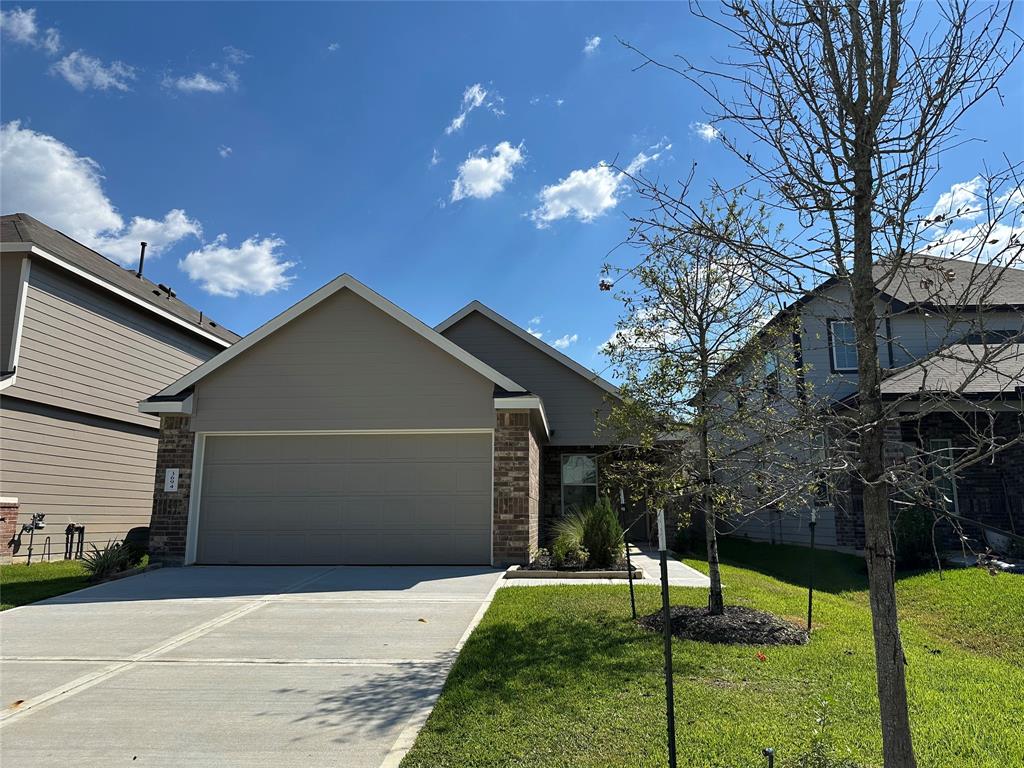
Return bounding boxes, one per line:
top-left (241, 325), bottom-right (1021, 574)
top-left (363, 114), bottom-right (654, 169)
top-left (0, 559), bottom-right (91, 610)
top-left (402, 540), bottom-right (1024, 768)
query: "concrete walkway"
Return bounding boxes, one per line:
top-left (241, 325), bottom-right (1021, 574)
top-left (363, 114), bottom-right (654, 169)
top-left (0, 565), bottom-right (504, 768)
top-left (500, 546), bottom-right (710, 588)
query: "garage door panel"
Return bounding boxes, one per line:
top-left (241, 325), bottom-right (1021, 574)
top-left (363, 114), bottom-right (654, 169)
top-left (196, 433), bottom-right (491, 565)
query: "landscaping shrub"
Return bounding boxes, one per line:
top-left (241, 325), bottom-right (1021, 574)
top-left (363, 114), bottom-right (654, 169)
top-left (81, 541), bottom-right (131, 580)
top-left (123, 526), bottom-right (149, 566)
top-left (892, 504), bottom-right (933, 568)
top-left (552, 498), bottom-right (624, 569)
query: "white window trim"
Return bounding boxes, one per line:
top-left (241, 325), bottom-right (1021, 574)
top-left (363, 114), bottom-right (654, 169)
top-left (828, 319), bottom-right (859, 373)
top-left (183, 428), bottom-right (496, 566)
top-left (0, 257), bottom-right (31, 392)
top-left (928, 438), bottom-right (960, 516)
top-left (560, 453), bottom-right (598, 516)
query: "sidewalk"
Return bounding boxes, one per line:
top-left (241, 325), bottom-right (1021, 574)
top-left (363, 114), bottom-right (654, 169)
top-left (629, 546), bottom-right (711, 587)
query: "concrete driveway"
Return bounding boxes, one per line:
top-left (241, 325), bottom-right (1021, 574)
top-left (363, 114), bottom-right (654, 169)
top-left (0, 565), bottom-right (503, 767)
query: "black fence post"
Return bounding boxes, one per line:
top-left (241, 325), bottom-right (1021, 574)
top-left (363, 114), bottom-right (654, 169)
top-left (621, 488), bottom-right (637, 620)
top-left (807, 509), bottom-right (817, 633)
top-left (657, 509), bottom-right (677, 768)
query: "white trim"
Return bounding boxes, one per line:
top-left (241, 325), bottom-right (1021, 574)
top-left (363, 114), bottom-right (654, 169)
top-left (138, 394), bottom-right (193, 415)
top-left (493, 395), bottom-right (551, 439)
top-left (0, 257), bottom-right (32, 392)
top-left (0, 497), bottom-right (19, 505)
top-left (153, 274), bottom-right (525, 399)
top-left (435, 300), bottom-right (620, 397)
top-left (185, 428), bottom-right (497, 567)
top-left (1, 244), bottom-right (232, 348)
top-left (184, 433), bottom-right (205, 565)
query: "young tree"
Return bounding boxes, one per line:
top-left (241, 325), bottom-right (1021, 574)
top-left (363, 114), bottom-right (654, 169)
top-left (602, 194), bottom-right (809, 614)
top-left (621, 2), bottom-right (1022, 766)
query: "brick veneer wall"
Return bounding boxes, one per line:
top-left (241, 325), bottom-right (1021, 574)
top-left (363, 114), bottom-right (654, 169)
top-left (835, 410), bottom-right (1023, 551)
top-left (540, 444), bottom-right (620, 544)
top-left (493, 410), bottom-right (539, 565)
top-left (1, 499), bottom-right (19, 563)
top-left (149, 415), bottom-right (195, 564)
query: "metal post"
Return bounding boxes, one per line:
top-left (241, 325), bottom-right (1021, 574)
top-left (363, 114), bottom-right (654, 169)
top-left (26, 524), bottom-right (36, 565)
top-left (807, 508), bottom-right (817, 632)
top-left (657, 509), bottom-right (677, 768)
top-left (621, 488), bottom-right (637, 620)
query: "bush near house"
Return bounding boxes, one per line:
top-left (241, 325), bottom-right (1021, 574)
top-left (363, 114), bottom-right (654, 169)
top-left (551, 498), bottom-right (625, 569)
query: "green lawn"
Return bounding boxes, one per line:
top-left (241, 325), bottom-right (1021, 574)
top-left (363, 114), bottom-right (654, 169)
top-left (0, 559), bottom-right (91, 610)
top-left (402, 540), bottom-right (1024, 768)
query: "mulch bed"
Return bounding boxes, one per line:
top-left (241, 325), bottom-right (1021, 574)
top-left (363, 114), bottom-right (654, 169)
top-left (639, 605), bottom-right (809, 646)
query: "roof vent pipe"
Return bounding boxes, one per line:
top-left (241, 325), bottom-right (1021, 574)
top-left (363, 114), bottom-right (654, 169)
top-left (136, 242), bottom-right (148, 278)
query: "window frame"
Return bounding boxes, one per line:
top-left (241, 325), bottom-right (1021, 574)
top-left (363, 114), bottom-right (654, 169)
top-left (928, 438), bottom-right (960, 516)
top-left (827, 318), bottom-right (859, 373)
top-left (560, 453), bottom-right (598, 515)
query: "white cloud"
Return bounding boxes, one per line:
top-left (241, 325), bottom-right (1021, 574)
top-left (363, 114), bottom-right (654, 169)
top-left (222, 46), bottom-right (250, 65)
top-left (218, 145), bottom-right (233, 158)
top-left (430, 148), bottom-right (441, 167)
top-left (583, 35), bottom-right (601, 55)
top-left (690, 121), bottom-right (720, 142)
top-left (52, 51), bottom-right (134, 91)
top-left (327, 42), bottom-right (339, 52)
top-left (451, 141), bottom-right (524, 202)
top-left (530, 142), bottom-right (668, 227)
top-left (923, 177), bottom-right (1023, 263)
top-left (527, 326), bottom-right (543, 339)
top-left (180, 234), bottom-right (295, 297)
top-left (1, 7), bottom-right (60, 54)
top-left (444, 83), bottom-right (503, 135)
top-left (529, 315), bottom-right (542, 325)
top-left (164, 71), bottom-right (236, 94)
top-left (93, 210), bottom-right (202, 266)
top-left (0, 121), bottom-right (200, 266)
top-left (164, 47), bottom-right (247, 94)
top-left (552, 333), bottom-right (578, 349)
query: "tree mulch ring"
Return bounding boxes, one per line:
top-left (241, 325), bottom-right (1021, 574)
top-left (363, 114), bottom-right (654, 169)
top-left (638, 605), bottom-right (809, 646)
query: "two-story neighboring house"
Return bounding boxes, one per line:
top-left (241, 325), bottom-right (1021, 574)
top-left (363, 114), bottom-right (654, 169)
top-left (722, 254), bottom-right (1024, 552)
top-left (1, 213), bottom-right (239, 561)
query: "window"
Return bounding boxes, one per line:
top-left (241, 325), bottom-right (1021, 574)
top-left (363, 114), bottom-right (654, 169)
top-left (828, 319), bottom-right (858, 372)
top-left (928, 439), bottom-right (959, 515)
top-left (763, 351), bottom-right (780, 395)
top-left (561, 454), bottom-right (598, 513)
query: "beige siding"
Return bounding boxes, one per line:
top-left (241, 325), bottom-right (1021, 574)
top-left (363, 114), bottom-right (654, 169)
top-left (3, 261), bottom-right (218, 427)
top-left (441, 312), bottom-right (611, 445)
top-left (197, 433), bottom-right (492, 564)
top-left (191, 288), bottom-right (496, 433)
top-left (1, 254), bottom-right (26, 370)
top-left (0, 401), bottom-right (158, 560)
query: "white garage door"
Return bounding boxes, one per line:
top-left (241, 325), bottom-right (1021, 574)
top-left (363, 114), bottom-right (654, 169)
top-left (195, 433), bottom-right (492, 565)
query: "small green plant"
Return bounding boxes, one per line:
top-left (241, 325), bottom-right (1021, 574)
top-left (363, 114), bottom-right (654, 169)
top-left (893, 504), bottom-right (933, 568)
top-left (552, 498), bottom-right (624, 569)
top-left (81, 541), bottom-right (131, 580)
top-left (789, 700), bottom-right (863, 768)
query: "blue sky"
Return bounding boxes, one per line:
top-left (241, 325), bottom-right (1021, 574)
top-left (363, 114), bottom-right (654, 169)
top-left (2, 2), bottom-right (1021, 378)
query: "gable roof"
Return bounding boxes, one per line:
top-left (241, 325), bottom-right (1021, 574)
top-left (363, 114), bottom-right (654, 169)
top-left (872, 254), bottom-right (1024, 308)
top-left (150, 274), bottom-right (527, 399)
top-left (1, 213), bottom-right (238, 347)
top-left (435, 300), bottom-right (620, 397)
top-left (878, 342), bottom-right (1024, 397)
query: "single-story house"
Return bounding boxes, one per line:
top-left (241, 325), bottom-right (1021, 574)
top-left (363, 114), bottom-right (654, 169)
top-left (1, 213), bottom-right (238, 562)
top-left (140, 274), bottom-right (620, 566)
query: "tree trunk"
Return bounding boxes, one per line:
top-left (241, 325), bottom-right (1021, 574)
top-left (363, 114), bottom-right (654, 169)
top-left (698, 422), bottom-right (725, 614)
top-left (850, 148), bottom-right (917, 767)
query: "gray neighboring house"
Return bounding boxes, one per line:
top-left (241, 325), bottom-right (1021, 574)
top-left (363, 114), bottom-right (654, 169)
top-left (722, 254), bottom-right (1024, 552)
top-left (1, 213), bottom-right (239, 562)
top-left (140, 275), bottom-right (620, 567)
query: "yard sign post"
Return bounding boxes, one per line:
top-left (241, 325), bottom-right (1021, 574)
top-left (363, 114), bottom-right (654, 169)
top-left (621, 488), bottom-right (637, 620)
top-left (657, 509), bottom-right (678, 768)
top-left (807, 508), bottom-right (817, 632)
